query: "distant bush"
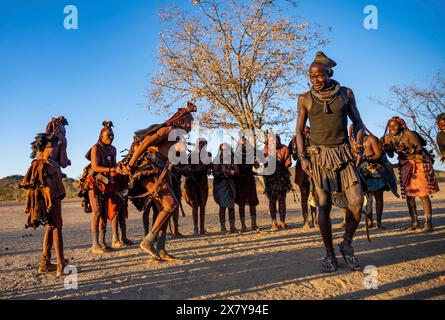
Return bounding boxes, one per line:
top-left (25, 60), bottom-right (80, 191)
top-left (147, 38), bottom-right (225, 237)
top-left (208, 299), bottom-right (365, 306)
top-left (0, 175), bottom-right (79, 201)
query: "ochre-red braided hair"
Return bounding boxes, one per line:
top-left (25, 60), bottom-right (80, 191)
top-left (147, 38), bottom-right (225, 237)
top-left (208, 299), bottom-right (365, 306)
top-left (384, 116), bottom-right (408, 136)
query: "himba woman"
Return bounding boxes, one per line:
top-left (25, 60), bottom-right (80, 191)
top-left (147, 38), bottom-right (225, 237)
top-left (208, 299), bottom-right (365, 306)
top-left (86, 121), bottom-right (126, 253)
top-left (20, 116), bottom-right (70, 277)
top-left (213, 143), bottom-right (239, 233)
top-left (234, 137), bottom-right (260, 232)
top-left (264, 134), bottom-right (292, 230)
top-left (382, 116), bottom-right (439, 232)
top-left (184, 138), bottom-right (212, 235)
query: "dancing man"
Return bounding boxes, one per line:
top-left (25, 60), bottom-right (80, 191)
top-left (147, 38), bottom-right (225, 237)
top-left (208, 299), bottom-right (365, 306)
top-left (120, 102), bottom-right (195, 260)
top-left (296, 51), bottom-right (365, 272)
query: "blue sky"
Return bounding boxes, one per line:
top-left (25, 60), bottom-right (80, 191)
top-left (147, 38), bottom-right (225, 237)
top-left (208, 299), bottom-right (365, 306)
top-left (0, 0), bottom-right (444, 178)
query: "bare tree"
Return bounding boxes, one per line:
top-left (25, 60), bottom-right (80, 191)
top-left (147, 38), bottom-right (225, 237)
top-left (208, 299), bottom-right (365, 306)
top-left (374, 71), bottom-right (445, 156)
top-left (149, 0), bottom-right (328, 138)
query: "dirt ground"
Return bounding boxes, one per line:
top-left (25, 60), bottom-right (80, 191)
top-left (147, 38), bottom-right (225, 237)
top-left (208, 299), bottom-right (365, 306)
top-left (1, 183), bottom-right (444, 300)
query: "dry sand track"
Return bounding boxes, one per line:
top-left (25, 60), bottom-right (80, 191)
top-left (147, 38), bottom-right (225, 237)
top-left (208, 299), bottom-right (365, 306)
top-left (1, 184), bottom-right (444, 300)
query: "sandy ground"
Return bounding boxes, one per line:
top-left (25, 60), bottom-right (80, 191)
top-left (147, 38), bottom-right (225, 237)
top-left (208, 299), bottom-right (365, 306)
top-left (1, 183), bottom-right (445, 300)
